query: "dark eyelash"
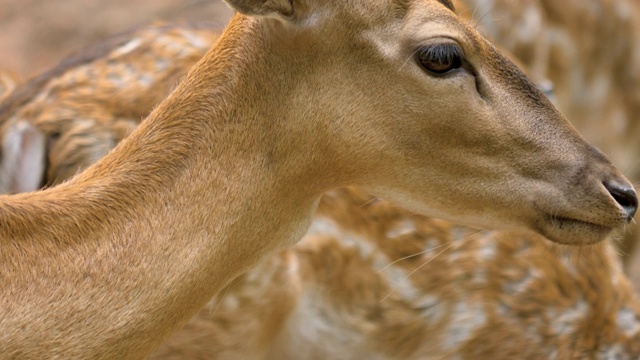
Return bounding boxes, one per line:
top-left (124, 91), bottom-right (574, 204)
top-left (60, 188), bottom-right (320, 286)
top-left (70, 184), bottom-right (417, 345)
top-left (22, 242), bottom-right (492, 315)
top-left (419, 44), bottom-right (463, 64)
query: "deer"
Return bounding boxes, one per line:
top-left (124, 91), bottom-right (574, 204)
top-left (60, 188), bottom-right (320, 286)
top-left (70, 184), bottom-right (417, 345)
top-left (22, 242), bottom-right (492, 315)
top-left (0, 0), bottom-right (637, 359)
top-left (0, 20), bottom-right (637, 359)
top-left (3, 50), bottom-right (639, 359)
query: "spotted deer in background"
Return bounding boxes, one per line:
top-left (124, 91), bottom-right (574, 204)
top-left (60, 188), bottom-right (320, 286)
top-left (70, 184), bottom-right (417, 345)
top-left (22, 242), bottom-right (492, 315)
top-left (1, 5), bottom-right (639, 358)
top-left (0, 23), bottom-right (219, 193)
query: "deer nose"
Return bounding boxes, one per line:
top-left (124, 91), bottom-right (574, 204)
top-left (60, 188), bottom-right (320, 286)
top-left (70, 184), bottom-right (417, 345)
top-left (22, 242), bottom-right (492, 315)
top-left (603, 180), bottom-right (638, 221)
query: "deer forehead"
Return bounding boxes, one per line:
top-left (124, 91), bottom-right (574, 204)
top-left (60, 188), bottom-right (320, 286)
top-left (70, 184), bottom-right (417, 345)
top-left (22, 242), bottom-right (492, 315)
top-left (293, 0), bottom-right (461, 37)
top-left (313, 0), bottom-right (491, 81)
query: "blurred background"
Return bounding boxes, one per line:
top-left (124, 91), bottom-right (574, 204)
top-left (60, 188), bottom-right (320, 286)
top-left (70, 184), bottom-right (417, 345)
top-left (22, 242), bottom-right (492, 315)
top-left (0, 0), bottom-right (233, 78)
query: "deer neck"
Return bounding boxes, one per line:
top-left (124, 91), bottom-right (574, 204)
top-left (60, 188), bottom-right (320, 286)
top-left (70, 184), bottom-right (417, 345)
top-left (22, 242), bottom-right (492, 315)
top-left (0, 15), bottom-right (331, 359)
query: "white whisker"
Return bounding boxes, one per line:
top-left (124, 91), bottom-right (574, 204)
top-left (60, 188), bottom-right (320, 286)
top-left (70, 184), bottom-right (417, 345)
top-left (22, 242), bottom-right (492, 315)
top-left (399, 48), bottom-right (423, 72)
top-left (380, 242), bottom-right (454, 303)
top-left (208, 283), bottom-right (231, 317)
top-left (376, 242), bottom-right (451, 272)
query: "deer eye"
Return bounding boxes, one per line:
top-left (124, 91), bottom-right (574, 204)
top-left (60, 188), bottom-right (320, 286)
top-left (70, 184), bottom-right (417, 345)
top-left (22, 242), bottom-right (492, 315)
top-left (416, 43), bottom-right (464, 74)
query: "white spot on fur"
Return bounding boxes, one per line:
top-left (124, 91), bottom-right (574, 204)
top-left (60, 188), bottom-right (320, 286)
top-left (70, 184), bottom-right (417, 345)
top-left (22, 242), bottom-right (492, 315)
top-left (424, 239), bottom-right (441, 251)
top-left (138, 73), bottom-right (153, 87)
top-left (307, 217), bottom-right (339, 237)
top-left (549, 299), bottom-right (588, 335)
top-left (386, 219), bottom-right (415, 238)
top-left (451, 227), bottom-right (468, 242)
top-left (442, 301), bottom-right (487, 350)
top-left (415, 294), bottom-right (445, 323)
top-left (113, 38), bottom-right (142, 57)
top-left (448, 248), bottom-right (461, 263)
top-left (221, 294), bottom-right (239, 310)
top-left (381, 265), bottom-right (419, 300)
top-left (307, 217), bottom-right (376, 258)
top-left (156, 36), bottom-right (186, 55)
top-left (503, 268), bottom-right (539, 294)
top-left (476, 241), bottom-right (496, 261)
top-left (308, 215), bottom-right (419, 301)
top-left (156, 58), bottom-right (169, 71)
top-left (279, 291), bottom-right (369, 359)
top-left (598, 344), bottom-right (627, 360)
top-left (179, 30), bottom-right (210, 49)
top-left (557, 250), bottom-right (577, 276)
top-left (107, 73), bottom-right (125, 88)
top-left (472, 267), bottom-right (486, 284)
top-left (616, 307), bottom-right (640, 337)
top-left (496, 302), bottom-right (509, 316)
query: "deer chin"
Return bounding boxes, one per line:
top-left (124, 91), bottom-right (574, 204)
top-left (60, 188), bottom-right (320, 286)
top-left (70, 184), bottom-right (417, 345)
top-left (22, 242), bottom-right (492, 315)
top-left (532, 213), bottom-right (617, 245)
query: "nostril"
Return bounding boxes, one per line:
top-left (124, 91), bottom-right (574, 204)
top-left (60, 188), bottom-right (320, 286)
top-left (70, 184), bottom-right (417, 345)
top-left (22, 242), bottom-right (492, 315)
top-left (603, 181), bottom-right (638, 221)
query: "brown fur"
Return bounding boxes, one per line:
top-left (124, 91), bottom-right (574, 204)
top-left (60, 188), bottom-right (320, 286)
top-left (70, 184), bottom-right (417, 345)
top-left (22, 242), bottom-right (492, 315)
top-left (0, 0), bottom-right (635, 358)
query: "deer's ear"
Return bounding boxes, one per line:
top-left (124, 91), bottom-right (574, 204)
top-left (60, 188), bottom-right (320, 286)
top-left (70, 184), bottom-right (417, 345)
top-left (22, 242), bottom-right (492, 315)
top-left (0, 121), bottom-right (46, 194)
top-left (224, 0), bottom-right (294, 18)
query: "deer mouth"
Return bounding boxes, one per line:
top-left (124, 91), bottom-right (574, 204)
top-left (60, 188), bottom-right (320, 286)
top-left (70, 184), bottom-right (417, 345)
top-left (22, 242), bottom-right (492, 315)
top-left (535, 214), bottom-right (614, 245)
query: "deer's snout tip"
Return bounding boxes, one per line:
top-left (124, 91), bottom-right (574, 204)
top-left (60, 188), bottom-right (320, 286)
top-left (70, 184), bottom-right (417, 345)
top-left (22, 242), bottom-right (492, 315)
top-left (603, 180), bottom-right (638, 221)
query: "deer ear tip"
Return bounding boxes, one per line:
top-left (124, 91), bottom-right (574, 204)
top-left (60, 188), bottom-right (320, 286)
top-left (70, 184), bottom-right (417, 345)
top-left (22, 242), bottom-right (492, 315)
top-left (224, 0), bottom-right (295, 18)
